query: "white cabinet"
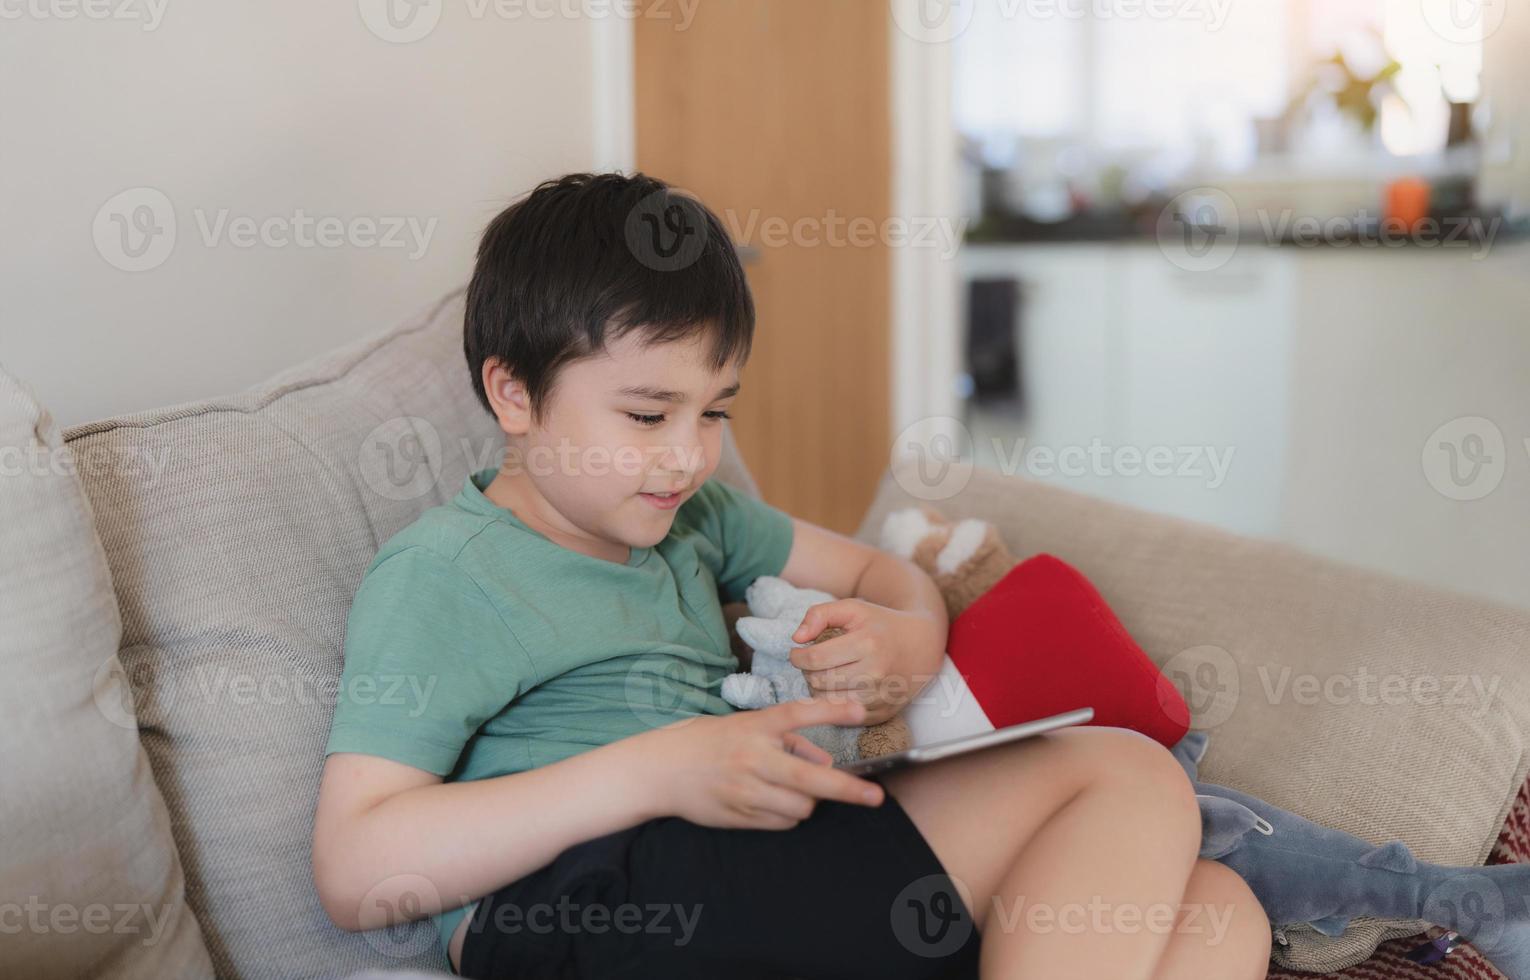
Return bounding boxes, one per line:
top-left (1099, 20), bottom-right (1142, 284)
top-left (956, 240), bottom-right (1530, 610)
top-left (961, 242), bottom-right (1292, 537)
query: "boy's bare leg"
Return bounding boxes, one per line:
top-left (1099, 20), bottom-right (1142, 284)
top-left (1150, 859), bottom-right (1271, 980)
top-left (883, 726), bottom-right (1269, 980)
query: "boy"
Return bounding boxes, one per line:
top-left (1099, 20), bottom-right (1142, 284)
top-left (312, 172), bottom-right (1270, 979)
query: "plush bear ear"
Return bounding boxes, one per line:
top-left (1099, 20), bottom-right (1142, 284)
top-left (885, 509), bottom-right (1018, 620)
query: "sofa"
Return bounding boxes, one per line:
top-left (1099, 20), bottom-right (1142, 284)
top-left (4, 289), bottom-right (1528, 980)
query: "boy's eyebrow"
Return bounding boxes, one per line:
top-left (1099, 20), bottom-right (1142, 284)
top-left (616, 382), bottom-right (740, 403)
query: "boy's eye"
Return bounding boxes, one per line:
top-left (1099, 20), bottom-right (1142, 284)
top-left (624, 410), bottom-right (733, 427)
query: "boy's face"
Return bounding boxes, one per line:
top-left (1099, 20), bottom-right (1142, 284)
top-left (506, 330), bottom-right (741, 551)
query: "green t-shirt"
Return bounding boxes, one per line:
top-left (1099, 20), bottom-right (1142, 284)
top-left (323, 468), bottom-right (795, 957)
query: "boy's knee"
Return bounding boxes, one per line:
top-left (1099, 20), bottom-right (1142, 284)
top-left (1055, 727), bottom-right (1201, 838)
top-left (1192, 861), bottom-right (1272, 979)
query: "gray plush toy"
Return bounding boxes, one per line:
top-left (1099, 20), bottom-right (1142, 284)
top-left (1174, 731), bottom-right (1530, 977)
top-left (721, 576), bottom-right (912, 765)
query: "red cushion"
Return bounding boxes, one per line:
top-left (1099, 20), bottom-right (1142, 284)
top-left (946, 553), bottom-right (1190, 747)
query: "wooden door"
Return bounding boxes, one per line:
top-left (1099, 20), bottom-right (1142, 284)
top-left (635, 0), bottom-right (892, 534)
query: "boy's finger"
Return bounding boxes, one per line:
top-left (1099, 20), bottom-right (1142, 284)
top-left (791, 599), bottom-right (864, 643)
top-left (767, 752), bottom-right (885, 807)
top-left (789, 635), bottom-right (863, 672)
top-left (782, 731), bottom-right (833, 766)
top-left (801, 667), bottom-right (874, 698)
top-left (759, 695), bottom-right (866, 732)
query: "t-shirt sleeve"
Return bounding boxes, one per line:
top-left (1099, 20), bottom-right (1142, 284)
top-left (685, 478), bottom-right (796, 604)
top-left (324, 546), bottom-right (538, 776)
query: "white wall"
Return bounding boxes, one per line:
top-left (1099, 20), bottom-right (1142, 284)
top-left (1, 4), bottom-right (632, 428)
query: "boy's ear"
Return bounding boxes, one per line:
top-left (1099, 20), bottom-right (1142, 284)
top-left (481, 358), bottom-right (533, 436)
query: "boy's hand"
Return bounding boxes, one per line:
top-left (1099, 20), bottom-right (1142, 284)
top-left (641, 698), bottom-right (885, 830)
top-left (789, 599), bottom-right (944, 724)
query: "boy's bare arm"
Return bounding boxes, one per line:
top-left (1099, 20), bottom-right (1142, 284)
top-left (778, 517), bottom-right (948, 722)
top-left (312, 697), bottom-right (881, 932)
top-left (313, 732), bottom-right (658, 931)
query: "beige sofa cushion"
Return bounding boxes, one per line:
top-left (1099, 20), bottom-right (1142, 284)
top-left (62, 289), bottom-right (760, 979)
top-left (857, 461), bottom-right (1530, 972)
top-left (0, 369), bottom-right (214, 979)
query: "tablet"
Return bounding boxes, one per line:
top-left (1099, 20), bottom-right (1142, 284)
top-left (836, 707), bottom-right (1094, 777)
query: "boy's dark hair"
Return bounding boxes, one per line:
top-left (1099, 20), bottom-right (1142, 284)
top-left (465, 171), bottom-right (754, 422)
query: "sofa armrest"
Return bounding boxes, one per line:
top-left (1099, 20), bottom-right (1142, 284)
top-left (855, 462), bottom-right (1530, 875)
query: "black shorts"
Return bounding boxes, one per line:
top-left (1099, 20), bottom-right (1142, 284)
top-left (457, 794), bottom-right (981, 980)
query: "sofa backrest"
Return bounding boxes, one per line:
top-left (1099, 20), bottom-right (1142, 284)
top-left (1, 370), bottom-right (215, 979)
top-left (63, 289), bottom-right (761, 979)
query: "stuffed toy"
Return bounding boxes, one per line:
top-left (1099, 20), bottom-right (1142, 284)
top-left (885, 505), bottom-right (1530, 979)
top-left (722, 575), bottom-right (912, 764)
top-left (1174, 731), bottom-right (1530, 979)
top-left (880, 506), bottom-right (1190, 748)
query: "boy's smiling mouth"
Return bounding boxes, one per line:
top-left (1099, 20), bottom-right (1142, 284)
top-left (639, 487), bottom-right (689, 510)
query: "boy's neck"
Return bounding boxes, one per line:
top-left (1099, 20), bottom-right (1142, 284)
top-left (481, 467), bottom-right (632, 565)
